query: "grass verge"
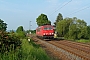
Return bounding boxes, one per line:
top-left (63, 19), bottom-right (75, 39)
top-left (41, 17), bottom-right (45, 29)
top-left (0, 39), bottom-right (50, 60)
top-left (75, 39), bottom-right (90, 43)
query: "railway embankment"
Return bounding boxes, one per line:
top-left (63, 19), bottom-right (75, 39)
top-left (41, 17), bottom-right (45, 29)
top-left (31, 35), bottom-right (90, 60)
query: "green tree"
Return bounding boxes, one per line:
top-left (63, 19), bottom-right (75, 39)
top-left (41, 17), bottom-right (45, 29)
top-left (16, 26), bottom-right (24, 33)
top-left (56, 17), bottom-right (88, 40)
top-left (69, 24), bottom-right (78, 40)
top-left (36, 14), bottom-right (51, 26)
top-left (87, 25), bottom-right (90, 39)
top-left (54, 13), bottom-right (63, 26)
top-left (76, 19), bottom-right (88, 39)
top-left (16, 26), bottom-right (26, 38)
top-left (56, 17), bottom-right (72, 37)
top-left (0, 19), bottom-right (7, 31)
top-left (56, 20), bottom-right (65, 37)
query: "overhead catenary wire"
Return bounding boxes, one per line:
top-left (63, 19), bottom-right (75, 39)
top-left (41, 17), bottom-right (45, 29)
top-left (49, 0), bottom-right (66, 15)
top-left (67, 5), bottom-right (90, 16)
top-left (49, 0), bottom-right (73, 16)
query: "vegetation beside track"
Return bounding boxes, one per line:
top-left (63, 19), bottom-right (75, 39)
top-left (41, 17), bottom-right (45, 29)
top-left (0, 38), bottom-right (51, 60)
top-left (21, 39), bottom-right (50, 60)
top-left (0, 21), bottom-right (51, 60)
top-left (75, 39), bottom-right (90, 43)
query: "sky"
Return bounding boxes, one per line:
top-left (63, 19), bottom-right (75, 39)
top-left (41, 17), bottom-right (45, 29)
top-left (0, 0), bottom-right (90, 30)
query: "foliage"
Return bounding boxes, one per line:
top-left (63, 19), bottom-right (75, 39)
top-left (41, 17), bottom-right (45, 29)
top-left (21, 39), bottom-right (50, 60)
top-left (54, 13), bottom-right (63, 26)
top-left (75, 39), bottom-right (90, 43)
top-left (16, 31), bottom-right (26, 38)
top-left (9, 30), bottom-right (15, 33)
top-left (56, 18), bottom-right (72, 37)
top-left (87, 25), bottom-right (90, 39)
top-left (0, 39), bottom-right (51, 60)
top-left (16, 26), bottom-right (26, 38)
top-left (16, 26), bottom-right (24, 33)
top-left (0, 19), bottom-right (7, 31)
top-left (26, 30), bottom-right (36, 34)
top-left (36, 14), bottom-right (51, 26)
top-left (56, 17), bottom-right (88, 40)
top-left (0, 31), bottom-right (21, 53)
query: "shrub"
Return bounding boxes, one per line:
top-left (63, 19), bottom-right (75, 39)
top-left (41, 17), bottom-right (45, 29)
top-left (0, 39), bottom-right (51, 60)
top-left (16, 31), bottom-right (26, 39)
top-left (0, 31), bottom-right (21, 53)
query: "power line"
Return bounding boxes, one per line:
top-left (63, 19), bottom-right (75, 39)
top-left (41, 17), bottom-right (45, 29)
top-left (49, 0), bottom-right (66, 15)
top-left (67, 5), bottom-right (90, 16)
top-left (50, 0), bottom-right (72, 16)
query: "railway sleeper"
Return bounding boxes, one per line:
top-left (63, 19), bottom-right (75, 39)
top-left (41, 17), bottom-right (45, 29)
top-left (43, 41), bottom-right (87, 60)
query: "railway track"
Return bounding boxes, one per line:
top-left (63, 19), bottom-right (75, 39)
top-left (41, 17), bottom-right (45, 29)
top-left (30, 35), bottom-right (90, 60)
top-left (55, 40), bottom-right (90, 54)
top-left (47, 40), bottom-right (90, 60)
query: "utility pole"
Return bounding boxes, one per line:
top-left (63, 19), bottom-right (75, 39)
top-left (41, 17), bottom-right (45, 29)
top-left (29, 21), bottom-right (31, 34)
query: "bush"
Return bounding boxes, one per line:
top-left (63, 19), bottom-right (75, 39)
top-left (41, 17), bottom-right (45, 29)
top-left (0, 39), bottom-right (51, 60)
top-left (0, 31), bottom-right (21, 53)
top-left (16, 31), bottom-right (26, 39)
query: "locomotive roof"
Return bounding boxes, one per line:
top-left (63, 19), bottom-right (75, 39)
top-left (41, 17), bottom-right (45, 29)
top-left (37, 25), bottom-right (53, 29)
top-left (40, 25), bottom-right (52, 27)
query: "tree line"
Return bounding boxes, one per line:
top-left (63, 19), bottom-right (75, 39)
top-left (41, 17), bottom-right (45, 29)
top-left (36, 13), bottom-right (90, 40)
top-left (56, 17), bottom-right (90, 40)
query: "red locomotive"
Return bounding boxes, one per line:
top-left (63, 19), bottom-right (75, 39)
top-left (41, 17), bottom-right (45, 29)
top-left (36, 25), bottom-right (54, 39)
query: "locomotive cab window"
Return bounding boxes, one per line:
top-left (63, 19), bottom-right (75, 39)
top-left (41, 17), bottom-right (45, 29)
top-left (44, 27), bottom-right (53, 30)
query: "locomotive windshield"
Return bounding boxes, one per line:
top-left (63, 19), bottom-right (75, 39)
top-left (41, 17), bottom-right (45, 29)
top-left (44, 27), bottom-right (53, 30)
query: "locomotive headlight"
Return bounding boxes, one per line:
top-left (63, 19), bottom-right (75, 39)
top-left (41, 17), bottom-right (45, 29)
top-left (43, 33), bottom-right (45, 35)
top-left (52, 33), bottom-right (54, 34)
top-left (50, 33), bottom-right (51, 35)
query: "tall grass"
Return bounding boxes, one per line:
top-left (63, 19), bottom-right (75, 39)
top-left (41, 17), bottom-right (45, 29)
top-left (75, 39), bottom-right (90, 43)
top-left (21, 39), bottom-right (50, 60)
top-left (0, 39), bottom-right (50, 60)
